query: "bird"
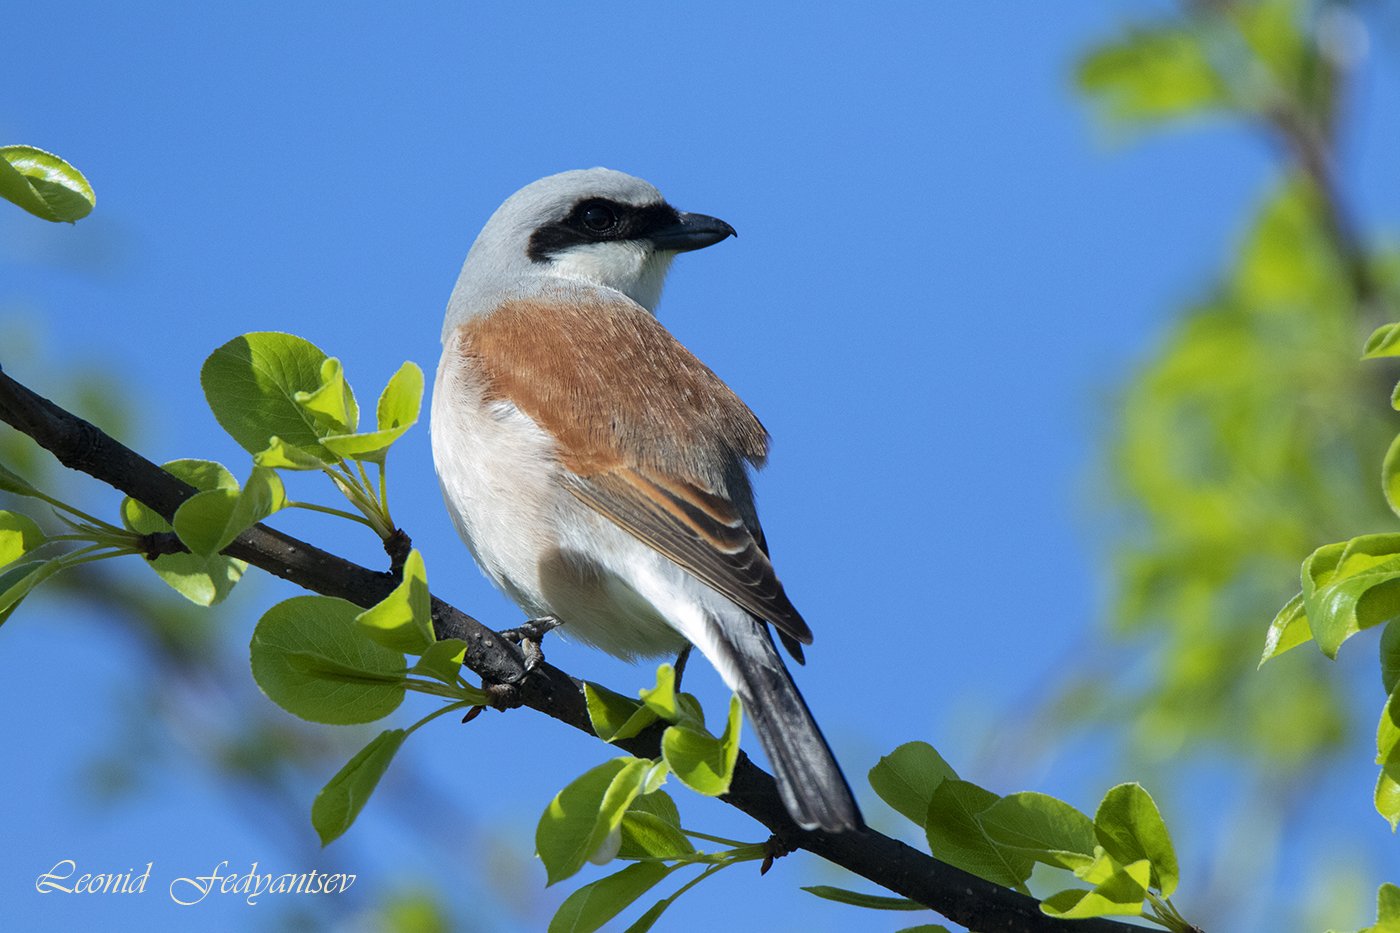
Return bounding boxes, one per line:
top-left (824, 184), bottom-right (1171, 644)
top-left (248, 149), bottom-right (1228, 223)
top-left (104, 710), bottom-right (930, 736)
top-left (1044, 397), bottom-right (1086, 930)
top-left (430, 167), bottom-right (861, 833)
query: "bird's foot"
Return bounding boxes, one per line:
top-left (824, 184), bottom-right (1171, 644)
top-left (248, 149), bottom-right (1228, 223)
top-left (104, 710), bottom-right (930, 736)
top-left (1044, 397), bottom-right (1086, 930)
top-left (496, 615), bottom-right (562, 674)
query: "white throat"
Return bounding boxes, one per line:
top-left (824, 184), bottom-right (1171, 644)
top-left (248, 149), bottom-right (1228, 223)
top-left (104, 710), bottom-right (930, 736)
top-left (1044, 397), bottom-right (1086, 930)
top-left (547, 242), bottom-right (676, 313)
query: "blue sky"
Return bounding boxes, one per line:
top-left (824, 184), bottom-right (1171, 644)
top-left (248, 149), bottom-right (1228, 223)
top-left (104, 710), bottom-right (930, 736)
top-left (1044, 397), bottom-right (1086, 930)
top-left (2, 3), bottom-right (1398, 931)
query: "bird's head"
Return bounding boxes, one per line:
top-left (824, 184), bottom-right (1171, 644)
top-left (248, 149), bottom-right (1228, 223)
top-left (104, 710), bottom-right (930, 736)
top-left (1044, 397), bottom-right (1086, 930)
top-left (446, 168), bottom-right (735, 332)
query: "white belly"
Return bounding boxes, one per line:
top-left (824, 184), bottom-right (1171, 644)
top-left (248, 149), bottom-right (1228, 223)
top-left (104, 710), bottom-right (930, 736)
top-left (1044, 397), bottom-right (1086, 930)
top-left (430, 345), bottom-right (691, 660)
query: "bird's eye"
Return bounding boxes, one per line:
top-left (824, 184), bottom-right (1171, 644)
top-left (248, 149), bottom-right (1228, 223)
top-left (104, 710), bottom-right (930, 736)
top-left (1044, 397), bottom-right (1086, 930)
top-left (580, 203), bottom-right (618, 232)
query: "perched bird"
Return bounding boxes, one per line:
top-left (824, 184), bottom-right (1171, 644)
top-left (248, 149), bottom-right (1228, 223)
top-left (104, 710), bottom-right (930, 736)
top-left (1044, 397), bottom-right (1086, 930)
top-left (431, 168), bottom-right (861, 833)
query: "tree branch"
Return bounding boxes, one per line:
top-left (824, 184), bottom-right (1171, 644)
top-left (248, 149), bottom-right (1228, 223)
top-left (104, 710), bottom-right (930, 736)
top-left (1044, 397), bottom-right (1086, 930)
top-left (0, 364), bottom-right (1156, 933)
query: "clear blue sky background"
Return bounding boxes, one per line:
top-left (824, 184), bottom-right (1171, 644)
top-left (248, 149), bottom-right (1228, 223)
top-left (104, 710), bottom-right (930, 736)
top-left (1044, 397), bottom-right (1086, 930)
top-left (3, 3), bottom-right (1398, 932)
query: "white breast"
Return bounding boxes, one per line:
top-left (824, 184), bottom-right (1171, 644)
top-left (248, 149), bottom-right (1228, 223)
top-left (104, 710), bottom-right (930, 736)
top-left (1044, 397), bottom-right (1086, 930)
top-left (430, 340), bottom-right (693, 660)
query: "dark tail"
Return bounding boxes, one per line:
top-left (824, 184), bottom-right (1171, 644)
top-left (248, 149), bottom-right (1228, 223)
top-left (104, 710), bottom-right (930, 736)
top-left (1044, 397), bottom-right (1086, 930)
top-left (709, 612), bottom-right (862, 833)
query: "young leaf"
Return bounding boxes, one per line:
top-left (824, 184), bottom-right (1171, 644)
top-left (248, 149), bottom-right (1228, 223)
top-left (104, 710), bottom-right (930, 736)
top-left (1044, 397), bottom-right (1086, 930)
top-left (0, 461), bottom-right (40, 496)
top-left (638, 664), bottom-right (680, 722)
top-left (1301, 535), bottom-right (1400, 659)
top-left (1077, 29), bottom-right (1223, 124)
top-left (661, 695), bottom-right (741, 797)
top-left (548, 862), bottom-right (674, 933)
top-left (1093, 783), bottom-right (1179, 896)
top-left (618, 811), bottom-right (694, 860)
top-left (121, 459), bottom-right (246, 606)
top-left (1382, 621), bottom-right (1400, 697)
top-left (1379, 686), bottom-right (1400, 776)
top-left (378, 361), bottom-right (424, 433)
top-left (0, 511), bottom-right (45, 568)
top-left (1384, 434), bottom-right (1400, 517)
top-left (585, 682), bottom-right (660, 743)
top-left (0, 559), bottom-right (62, 625)
top-left (356, 549), bottom-right (434, 654)
top-left (310, 728), bottom-right (407, 846)
top-left (869, 741), bottom-right (959, 827)
top-left (1040, 858), bottom-right (1151, 920)
top-left (250, 595), bottom-right (407, 724)
top-left (314, 361), bottom-right (423, 464)
top-left (800, 886), bottom-right (926, 910)
top-left (171, 488), bottom-right (240, 557)
top-left (411, 637), bottom-right (468, 685)
top-left (201, 333), bottom-right (341, 459)
top-left (1363, 323), bottom-right (1400, 360)
top-left (925, 779), bottom-right (1033, 888)
top-left (254, 436), bottom-right (329, 471)
top-left (294, 357), bottom-right (358, 435)
top-left (1376, 767), bottom-right (1400, 831)
top-left (1260, 593), bottom-right (1312, 666)
top-left (173, 465), bottom-right (289, 557)
top-left (0, 146), bottom-right (95, 223)
top-left (537, 757), bottom-right (652, 886)
top-left (978, 791), bottom-right (1097, 870)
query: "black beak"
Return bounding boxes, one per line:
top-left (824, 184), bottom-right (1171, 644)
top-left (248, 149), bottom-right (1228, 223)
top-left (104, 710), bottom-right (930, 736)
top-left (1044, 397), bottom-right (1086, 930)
top-left (647, 211), bottom-right (737, 252)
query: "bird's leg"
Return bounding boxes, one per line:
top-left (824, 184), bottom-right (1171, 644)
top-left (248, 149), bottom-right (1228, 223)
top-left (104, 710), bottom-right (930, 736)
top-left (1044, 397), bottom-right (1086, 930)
top-left (496, 615), bottom-right (563, 673)
top-left (672, 644), bottom-right (693, 691)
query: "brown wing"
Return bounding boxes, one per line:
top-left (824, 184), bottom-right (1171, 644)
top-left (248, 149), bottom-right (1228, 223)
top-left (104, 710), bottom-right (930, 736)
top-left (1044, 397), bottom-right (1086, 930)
top-left (456, 288), bottom-right (812, 648)
top-left (564, 467), bottom-right (812, 647)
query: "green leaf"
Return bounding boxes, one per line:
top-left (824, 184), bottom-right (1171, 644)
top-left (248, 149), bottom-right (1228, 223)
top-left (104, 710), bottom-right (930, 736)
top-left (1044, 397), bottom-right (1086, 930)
top-left (310, 728), bottom-right (407, 846)
top-left (1301, 535), bottom-right (1400, 659)
top-left (318, 362), bottom-right (423, 464)
top-left (293, 357), bottom-right (358, 436)
top-left (1374, 882), bottom-right (1400, 929)
top-left (1376, 768), bottom-right (1400, 832)
top-left (0, 146), bottom-right (95, 223)
top-left (537, 757), bottom-right (652, 885)
top-left (978, 792), bottom-right (1098, 870)
top-left (638, 664), bottom-right (680, 722)
top-left (618, 811), bottom-right (694, 860)
top-left (799, 886), bottom-right (925, 911)
top-left (0, 511), bottom-right (45, 568)
top-left (254, 436), bottom-right (329, 471)
top-left (925, 779), bottom-right (1033, 888)
top-left (1382, 622), bottom-right (1400, 697)
top-left (411, 637), bottom-right (468, 685)
top-left (1093, 783), bottom-right (1179, 896)
top-left (586, 682), bottom-right (660, 743)
top-left (1379, 685), bottom-right (1400, 774)
top-left (661, 695), bottom-right (741, 797)
top-left (356, 549), bottom-right (434, 654)
top-left (1077, 29), bottom-right (1224, 124)
top-left (170, 465), bottom-right (287, 558)
top-left (0, 559), bottom-right (62, 625)
top-left (0, 461), bottom-right (40, 497)
top-left (1363, 323), bottom-right (1400, 360)
top-left (548, 862), bottom-right (674, 933)
top-left (378, 361), bottom-right (425, 433)
top-left (120, 459), bottom-right (246, 606)
top-left (250, 595), bottom-right (407, 724)
top-left (1385, 436), bottom-right (1400, 516)
top-left (201, 333), bottom-right (342, 459)
top-left (894, 927), bottom-right (953, 933)
top-left (869, 741), bottom-right (959, 827)
top-left (618, 790), bottom-right (692, 860)
top-left (1260, 592), bottom-right (1312, 666)
top-left (1040, 858), bottom-right (1150, 919)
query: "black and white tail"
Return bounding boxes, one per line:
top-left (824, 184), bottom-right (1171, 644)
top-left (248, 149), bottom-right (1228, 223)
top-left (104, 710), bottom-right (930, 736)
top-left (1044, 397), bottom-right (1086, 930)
top-left (707, 611), bottom-right (862, 833)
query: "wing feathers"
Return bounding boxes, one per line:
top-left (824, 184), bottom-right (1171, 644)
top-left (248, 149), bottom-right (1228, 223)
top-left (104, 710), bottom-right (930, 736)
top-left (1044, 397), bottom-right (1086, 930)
top-left (565, 468), bottom-right (813, 647)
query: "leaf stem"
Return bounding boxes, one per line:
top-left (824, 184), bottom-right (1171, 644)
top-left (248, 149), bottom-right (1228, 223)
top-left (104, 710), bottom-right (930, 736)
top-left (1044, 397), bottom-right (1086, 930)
top-left (286, 500), bottom-right (375, 527)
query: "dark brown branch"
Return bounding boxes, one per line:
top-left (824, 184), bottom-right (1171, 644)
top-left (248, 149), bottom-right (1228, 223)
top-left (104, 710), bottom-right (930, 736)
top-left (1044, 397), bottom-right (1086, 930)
top-left (0, 365), bottom-right (1153, 933)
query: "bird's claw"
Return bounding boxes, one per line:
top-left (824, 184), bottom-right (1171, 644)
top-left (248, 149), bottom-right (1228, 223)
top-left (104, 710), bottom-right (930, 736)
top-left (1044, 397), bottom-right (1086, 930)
top-left (496, 615), bottom-right (561, 674)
